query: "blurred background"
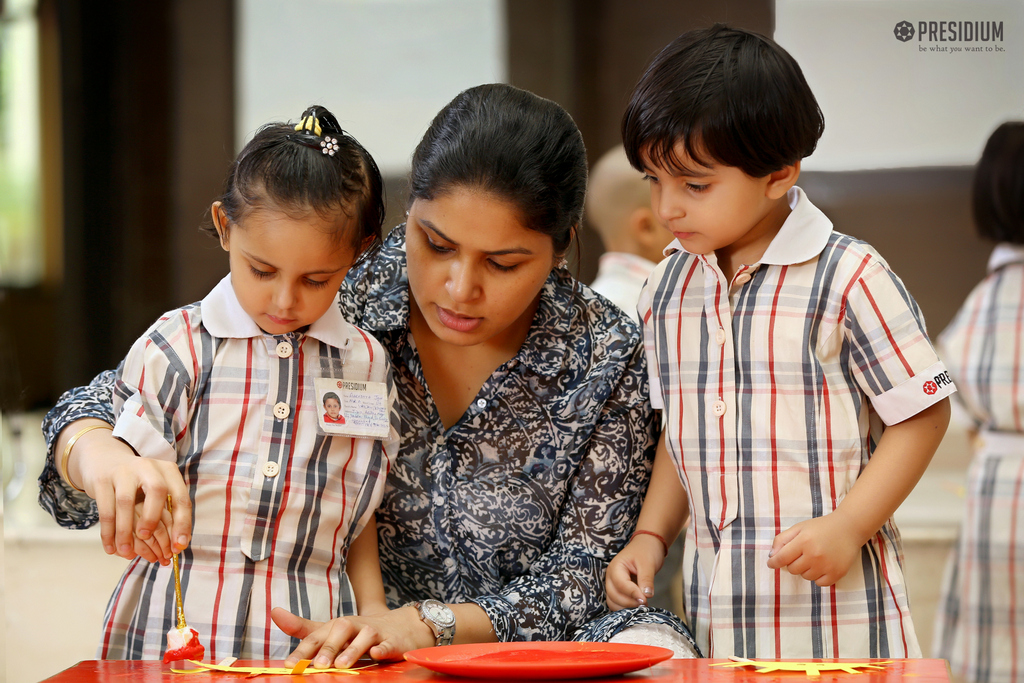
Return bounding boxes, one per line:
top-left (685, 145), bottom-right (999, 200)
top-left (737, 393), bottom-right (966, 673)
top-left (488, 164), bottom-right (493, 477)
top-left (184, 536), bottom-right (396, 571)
top-left (1, 0), bottom-right (1022, 680)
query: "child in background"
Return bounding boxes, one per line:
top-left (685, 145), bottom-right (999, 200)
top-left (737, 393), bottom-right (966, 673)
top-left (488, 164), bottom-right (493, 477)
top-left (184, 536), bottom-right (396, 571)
top-left (933, 121), bottom-right (1024, 683)
top-left (605, 25), bottom-right (954, 658)
top-left (587, 144), bottom-right (674, 325)
top-left (53, 106), bottom-right (399, 661)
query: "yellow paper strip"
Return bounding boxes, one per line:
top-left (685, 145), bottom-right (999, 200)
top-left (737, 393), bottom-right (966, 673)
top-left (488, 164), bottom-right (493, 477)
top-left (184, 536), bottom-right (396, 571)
top-left (709, 657), bottom-right (894, 677)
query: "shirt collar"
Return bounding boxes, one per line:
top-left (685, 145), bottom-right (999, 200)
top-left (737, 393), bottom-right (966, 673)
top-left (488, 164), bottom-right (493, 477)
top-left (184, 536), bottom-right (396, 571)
top-left (201, 273), bottom-right (352, 347)
top-left (662, 186), bottom-right (833, 266)
top-left (988, 243), bottom-right (1024, 272)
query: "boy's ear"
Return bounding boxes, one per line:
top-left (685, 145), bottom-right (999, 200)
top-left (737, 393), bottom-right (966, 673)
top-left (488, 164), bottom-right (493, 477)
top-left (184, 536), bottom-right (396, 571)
top-left (765, 160), bottom-right (801, 200)
top-left (211, 201), bottom-right (230, 250)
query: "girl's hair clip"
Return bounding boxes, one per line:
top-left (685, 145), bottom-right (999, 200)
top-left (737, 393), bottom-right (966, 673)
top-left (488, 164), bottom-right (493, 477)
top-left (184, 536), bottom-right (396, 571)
top-left (320, 137), bottom-right (339, 156)
top-left (287, 106), bottom-right (344, 156)
top-left (294, 113), bottom-right (323, 137)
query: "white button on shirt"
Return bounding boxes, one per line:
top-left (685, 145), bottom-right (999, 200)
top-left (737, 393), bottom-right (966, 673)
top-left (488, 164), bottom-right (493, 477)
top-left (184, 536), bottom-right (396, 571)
top-left (733, 272), bottom-right (752, 285)
top-left (275, 342), bottom-right (293, 358)
top-left (711, 399), bottom-right (726, 417)
top-left (715, 328), bottom-right (726, 345)
top-left (262, 461), bottom-right (280, 477)
top-left (273, 402), bottom-right (290, 419)
top-left (476, 399), bottom-right (487, 409)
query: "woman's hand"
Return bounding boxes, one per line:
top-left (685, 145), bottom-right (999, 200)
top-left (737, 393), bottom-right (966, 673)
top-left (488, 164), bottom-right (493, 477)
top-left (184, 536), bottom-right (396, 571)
top-left (767, 512), bottom-right (862, 586)
top-left (61, 419), bottom-right (192, 562)
top-left (271, 605), bottom-right (434, 669)
top-left (604, 534), bottom-right (666, 610)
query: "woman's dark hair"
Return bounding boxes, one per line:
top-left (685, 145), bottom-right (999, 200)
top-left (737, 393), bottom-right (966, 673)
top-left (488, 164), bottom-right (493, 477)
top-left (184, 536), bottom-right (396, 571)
top-left (322, 392), bottom-right (340, 405)
top-left (208, 105), bottom-right (385, 261)
top-left (973, 121), bottom-right (1024, 244)
top-left (409, 83), bottom-right (587, 255)
top-left (622, 24), bottom-right (825, 178)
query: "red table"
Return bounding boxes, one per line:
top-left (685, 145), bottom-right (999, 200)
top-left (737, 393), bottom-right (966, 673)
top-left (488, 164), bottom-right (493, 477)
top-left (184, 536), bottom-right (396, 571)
top-left (44, 658), bottom-right (951, 682)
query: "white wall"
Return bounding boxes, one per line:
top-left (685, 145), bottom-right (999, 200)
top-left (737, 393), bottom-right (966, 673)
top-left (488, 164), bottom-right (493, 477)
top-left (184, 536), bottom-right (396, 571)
top-left (776, 0), bottom-right (1024, 171)
top-left (237, 0), bottom-right (506, 175)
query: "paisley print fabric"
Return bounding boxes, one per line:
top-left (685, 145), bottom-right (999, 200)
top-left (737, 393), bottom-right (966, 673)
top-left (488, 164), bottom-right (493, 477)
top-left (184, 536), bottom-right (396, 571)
top-left (342, 226), bottom-right (659, 641)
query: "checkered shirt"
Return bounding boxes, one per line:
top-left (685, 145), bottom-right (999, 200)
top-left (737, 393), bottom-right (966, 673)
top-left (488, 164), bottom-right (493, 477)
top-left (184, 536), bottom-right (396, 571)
top-left (639, 187), bottom-right (955, 658)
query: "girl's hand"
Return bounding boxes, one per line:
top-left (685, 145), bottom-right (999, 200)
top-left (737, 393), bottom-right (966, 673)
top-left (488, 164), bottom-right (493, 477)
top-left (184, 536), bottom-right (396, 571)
top-left (271, 605), bottom-right (434, 669)
top-left (604, 534), bottom-right (666, 610)
top-left (767, 512), bottom-right (863, 586)
top-left (67, 423), bottom-right (191, 561)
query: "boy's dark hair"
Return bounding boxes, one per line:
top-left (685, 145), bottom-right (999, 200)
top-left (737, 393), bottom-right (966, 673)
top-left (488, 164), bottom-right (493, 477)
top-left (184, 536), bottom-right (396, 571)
top-left (208, 105), bottom-right (385, 262)
top-left (409, 83), bottom-right (587, 256)
top-left (323, 392), bottom-right (341, 405)
top-left (622, 24), bottom-right (824, 178)
top-left (973, 121), bottom-right (1024, 244)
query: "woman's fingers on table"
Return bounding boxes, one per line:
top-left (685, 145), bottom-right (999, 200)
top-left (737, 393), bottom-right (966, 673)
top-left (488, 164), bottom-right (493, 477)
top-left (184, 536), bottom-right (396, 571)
top-left (333, 624), bottom-right (386, 669)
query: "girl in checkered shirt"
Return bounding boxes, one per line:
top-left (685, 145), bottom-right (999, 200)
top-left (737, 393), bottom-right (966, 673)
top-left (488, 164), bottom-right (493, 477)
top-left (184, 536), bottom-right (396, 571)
top-left (933, 121), bottom-right (1024, 683)
top-left (41, 106), bottom-right (400, 661)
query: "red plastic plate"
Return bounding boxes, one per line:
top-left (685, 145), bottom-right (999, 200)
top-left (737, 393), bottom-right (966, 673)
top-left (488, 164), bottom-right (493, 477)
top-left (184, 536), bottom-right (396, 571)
top-left (404, 641), bottom-right (674, 679)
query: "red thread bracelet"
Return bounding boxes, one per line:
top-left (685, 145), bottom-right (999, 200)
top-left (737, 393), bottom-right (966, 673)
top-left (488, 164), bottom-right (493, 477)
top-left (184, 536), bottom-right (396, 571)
top-left (630, 529), bottom-right (669, 554)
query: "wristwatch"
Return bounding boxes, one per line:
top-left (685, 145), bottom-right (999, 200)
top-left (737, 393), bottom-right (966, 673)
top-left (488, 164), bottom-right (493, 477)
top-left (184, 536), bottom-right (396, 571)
top-left (409, 599), bottom-right (456, 646)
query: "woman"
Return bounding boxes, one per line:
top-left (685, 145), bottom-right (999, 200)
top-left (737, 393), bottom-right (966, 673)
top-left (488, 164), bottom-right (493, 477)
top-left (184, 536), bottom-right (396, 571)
top-left (40, 84), bottom-right (698, 666)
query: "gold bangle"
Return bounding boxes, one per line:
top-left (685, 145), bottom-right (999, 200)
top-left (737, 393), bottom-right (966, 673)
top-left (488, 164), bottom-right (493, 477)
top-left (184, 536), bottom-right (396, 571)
top-left (60, 424), bottom-right (113, 493)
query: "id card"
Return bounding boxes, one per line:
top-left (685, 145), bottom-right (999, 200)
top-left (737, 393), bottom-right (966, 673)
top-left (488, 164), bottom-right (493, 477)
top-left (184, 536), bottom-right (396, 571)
top-left (314, 376), bottom-right (390, 439)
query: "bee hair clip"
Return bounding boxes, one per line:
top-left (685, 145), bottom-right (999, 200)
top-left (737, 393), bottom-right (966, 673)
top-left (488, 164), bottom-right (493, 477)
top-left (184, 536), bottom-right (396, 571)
top-left (287, 106), bottom-right (345, 157)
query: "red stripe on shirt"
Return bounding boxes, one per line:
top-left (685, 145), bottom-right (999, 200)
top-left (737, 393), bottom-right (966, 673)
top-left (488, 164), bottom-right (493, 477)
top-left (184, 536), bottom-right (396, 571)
top-left (875, 531), bottom-right (910, 655)
top-left (327, 440), bottom-right (356, 616)
top-left (860, 281), bottom-right (914, 376)
top-left (768, 266), bottom-right (787, 658)
top-left (210, 338), bottom-right (254, 661)
top-left (354, 327), bottom-right (375, 373)
top-left (714, 270), bottom-right (727, 532)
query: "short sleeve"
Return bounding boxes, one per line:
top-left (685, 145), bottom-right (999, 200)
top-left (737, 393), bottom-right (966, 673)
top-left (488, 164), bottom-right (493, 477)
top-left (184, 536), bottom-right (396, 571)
top-left (111, 315), bottom-right (197, 462)
top-left (844, 260), bottom-right (956, 425)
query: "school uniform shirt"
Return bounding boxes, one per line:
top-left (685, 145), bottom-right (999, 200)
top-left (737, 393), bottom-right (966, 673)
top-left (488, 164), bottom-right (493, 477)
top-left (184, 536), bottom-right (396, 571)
top-left (590, 252), bottom-right (659, 324)
top-left (933, 243), bottom-right (1024, 683)
top-left (639, 186), bottom-right (956, 659)
top-left (41, 275), bottom-right (399, 661)
top-left (40, 226), bottom-right (678, 648)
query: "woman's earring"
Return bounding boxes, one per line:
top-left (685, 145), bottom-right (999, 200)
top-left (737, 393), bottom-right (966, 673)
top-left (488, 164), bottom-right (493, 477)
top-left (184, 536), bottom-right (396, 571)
top-left (555, 257), bottom-right (568, 269)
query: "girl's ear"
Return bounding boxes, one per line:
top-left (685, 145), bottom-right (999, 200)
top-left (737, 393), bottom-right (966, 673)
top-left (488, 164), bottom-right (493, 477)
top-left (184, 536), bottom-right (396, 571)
top-left (765, 160), bottom-right (801, 200)
top-left (211, 202), bottom-right (231, 250)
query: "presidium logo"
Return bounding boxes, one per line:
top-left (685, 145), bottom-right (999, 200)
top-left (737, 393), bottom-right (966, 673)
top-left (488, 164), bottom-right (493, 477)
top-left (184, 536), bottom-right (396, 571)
top-left (894, 20), bottom-right (915, 41)
top-left (893, 19), bottom-right (1005, 52)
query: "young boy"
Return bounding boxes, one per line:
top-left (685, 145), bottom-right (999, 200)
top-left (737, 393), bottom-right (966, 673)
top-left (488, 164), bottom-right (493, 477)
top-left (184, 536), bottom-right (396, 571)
top-left (605, 24), bottom-right (955, 659)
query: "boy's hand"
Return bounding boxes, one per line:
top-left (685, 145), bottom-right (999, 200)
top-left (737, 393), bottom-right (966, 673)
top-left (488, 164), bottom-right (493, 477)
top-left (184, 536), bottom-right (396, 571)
top-left (605, 534), bottom-right (665, 610)
top-left (767, 512), bottom-right (862, 586)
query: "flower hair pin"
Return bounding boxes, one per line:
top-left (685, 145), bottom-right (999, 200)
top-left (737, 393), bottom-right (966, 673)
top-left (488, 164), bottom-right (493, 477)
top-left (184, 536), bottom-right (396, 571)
top-left (321, 137), bottom-right (339, 156)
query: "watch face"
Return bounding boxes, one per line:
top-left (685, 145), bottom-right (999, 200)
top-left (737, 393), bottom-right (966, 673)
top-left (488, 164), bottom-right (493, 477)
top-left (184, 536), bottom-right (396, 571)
top-left (424, 601), bottom-right (456, 627)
